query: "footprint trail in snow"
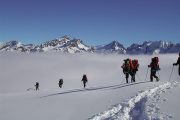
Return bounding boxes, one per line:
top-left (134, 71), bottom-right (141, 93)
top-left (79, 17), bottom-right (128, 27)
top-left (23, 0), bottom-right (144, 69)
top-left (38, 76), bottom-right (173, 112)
top-left (89, 81), bottom-right (178, 120)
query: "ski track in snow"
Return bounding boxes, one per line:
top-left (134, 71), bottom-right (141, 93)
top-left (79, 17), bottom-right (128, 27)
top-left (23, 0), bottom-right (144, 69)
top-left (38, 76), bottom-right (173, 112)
top-left (89, 81), bottom-right (178, 120)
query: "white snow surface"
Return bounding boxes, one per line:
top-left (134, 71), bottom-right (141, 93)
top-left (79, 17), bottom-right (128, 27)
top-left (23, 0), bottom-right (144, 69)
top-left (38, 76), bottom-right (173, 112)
top-left (0, 53), bottom-right (180, 120)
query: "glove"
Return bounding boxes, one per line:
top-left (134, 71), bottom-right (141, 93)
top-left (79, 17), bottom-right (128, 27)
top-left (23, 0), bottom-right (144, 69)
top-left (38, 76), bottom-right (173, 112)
top-left (173, 63), bottom-right (176, 66)
top-left (148, 65), bottom-right (150, 68)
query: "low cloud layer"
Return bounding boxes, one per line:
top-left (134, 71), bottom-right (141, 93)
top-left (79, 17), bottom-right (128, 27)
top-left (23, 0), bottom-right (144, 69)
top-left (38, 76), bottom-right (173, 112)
top-left (0, 53), bottom-right (179, 93)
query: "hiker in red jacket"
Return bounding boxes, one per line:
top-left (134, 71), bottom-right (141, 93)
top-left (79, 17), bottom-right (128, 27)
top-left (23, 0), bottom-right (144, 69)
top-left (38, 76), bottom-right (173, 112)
top-left (129, 59), bottom-right (139, 82)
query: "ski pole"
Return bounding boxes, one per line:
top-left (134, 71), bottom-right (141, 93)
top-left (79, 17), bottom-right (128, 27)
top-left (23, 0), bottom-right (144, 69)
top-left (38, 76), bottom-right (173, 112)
top-left (120, 78), bottom-right (124, 84)
top-left (157, 71), bottom-right (161, 80)
top-left (169, 66), bottom-right (174, 81)
top-left (145, 68), bottom-right (149, 81)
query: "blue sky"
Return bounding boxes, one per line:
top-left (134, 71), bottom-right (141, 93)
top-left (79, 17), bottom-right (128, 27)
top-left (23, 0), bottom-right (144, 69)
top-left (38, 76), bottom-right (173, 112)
top-left (0, 0), bottom-right (180, 46)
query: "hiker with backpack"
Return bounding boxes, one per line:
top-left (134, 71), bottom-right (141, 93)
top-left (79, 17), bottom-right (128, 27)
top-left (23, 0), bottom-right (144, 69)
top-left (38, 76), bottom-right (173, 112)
top-left (121, 59), bottom-right (139, 83)
top-left (121, 59), bottom-right (130, 83)
top-left (81, 74), bottom-right (88, 88)
top-left (59, 79), bottom-right (63, 88)
top-left (148, 57), bottom-right (160, 82)
top-left (35, 82), bottom-right (39, 91)
top-left (173, 53), bottom-right (180, 76)
top-left (129, 59), bottom-right (139, 82)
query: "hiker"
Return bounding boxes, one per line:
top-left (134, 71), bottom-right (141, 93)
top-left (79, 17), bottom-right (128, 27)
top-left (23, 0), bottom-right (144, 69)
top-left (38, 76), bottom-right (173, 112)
top-left (121, 59), bottom-right (130, 83)
top-left (129, 59), bottom-right (139, 82)
top-left (148, 57), bottom-right (160, 82)
top-left (81, 74), bottom-right (88, 88)
top-left (35, 82), bottom-right (39, 90)
top-left (173, 53), bottom-right (180, 76)
top-left (59, 79), bottom-right (63, 88)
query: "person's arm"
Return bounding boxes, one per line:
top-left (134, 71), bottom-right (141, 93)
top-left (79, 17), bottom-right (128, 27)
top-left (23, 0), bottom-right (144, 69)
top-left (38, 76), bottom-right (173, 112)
top-left (121, 64), bottom-right (124, 68)
top-left (173, 57), bottom-right (180, 65)
top-left (178, 57), bottom-right (180, 65)
top-left (148, 63), bottom-right (151, 67)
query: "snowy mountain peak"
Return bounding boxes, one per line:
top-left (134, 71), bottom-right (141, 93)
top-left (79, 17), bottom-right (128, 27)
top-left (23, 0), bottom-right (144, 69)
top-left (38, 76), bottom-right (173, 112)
top-left (127, 40), bottom-right (177, 54)
top-left (95, 40), bottom-right (126, 54)
top-left (62, 38), bottom-right (90, 53)
top-left (41, 36), bottom-right (70, 47)
top-left (0, 40), bottom-right (36, 52)
top-left (108, 40), bottom-right (125, 50)
top-left (5, 40), bottom-right (20, 46)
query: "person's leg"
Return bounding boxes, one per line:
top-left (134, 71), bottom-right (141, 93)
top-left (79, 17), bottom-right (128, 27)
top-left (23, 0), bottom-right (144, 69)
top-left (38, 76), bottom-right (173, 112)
top-left (83, 82), bottom-right (86, 88)
top-left (133, 74), bottom-right (136, 82)
top-left (150, 71), bottom-right (153, 82)
top-left (154, 72), bottom-right (158, 78)
top-left (152, 71), bottom-right (159, 81)
top-left (126, 73), bottom-right (129, 83)
top-left (131, 73), bottom-right (135, 82)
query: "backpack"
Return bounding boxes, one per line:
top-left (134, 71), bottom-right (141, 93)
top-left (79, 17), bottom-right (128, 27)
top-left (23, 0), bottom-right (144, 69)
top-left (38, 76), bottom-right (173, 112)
top-left (152, 57), bottom-right (159, 63)
top-left (151, 57), bottom-right (159, 70)
top-left (122, 59), bottom-right (130, 73)
top-left (132, 59), bottom-right (139, 71)
top-left (59, 79), bottom-right (63, 84)
top-left (82, 75), bottom-right (88, 82)
top-left (129, 59), bottom-right (139, 72)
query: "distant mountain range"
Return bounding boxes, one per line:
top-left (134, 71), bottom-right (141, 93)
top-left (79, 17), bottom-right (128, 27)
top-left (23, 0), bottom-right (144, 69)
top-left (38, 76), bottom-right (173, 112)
top-left (0, 35), bottom-right (179, 54)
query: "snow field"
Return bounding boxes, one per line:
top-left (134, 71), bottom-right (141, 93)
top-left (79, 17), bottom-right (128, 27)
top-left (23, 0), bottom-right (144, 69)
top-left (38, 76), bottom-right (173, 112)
top-left (0, 53), bottom-right (179, 120)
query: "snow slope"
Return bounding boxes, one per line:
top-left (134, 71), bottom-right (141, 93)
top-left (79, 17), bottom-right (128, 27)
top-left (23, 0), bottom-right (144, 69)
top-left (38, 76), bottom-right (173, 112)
top-left (0, 53), bottom-right (179, 120)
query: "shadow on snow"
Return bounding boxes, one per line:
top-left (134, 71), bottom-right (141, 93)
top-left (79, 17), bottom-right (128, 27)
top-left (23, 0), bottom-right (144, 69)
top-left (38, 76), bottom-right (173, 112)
top-left (40, 81), bottom-right (151, 98)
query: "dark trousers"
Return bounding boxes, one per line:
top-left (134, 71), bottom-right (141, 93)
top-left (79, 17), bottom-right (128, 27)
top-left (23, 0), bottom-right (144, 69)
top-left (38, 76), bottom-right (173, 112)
top-left (125, 73), bottom-right (129, 83)
top-left (150, 70), bottom-right (158, 81)
top-left (83, 81), bottom-right (87, 88)
top-left (130, 72), bottom-right (135, 82)
top-left (59, 84), bottom-right (63, 88)
top-left (36, 86), bottom-right (39, 90)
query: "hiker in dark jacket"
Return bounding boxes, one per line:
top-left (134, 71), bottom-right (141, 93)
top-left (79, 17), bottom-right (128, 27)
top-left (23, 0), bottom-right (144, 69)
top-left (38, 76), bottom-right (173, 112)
top-left (81, 74), bottom-right (88, 88)
top-left (173, 53), bottom-right (180, 76)
top-left (121, 59), bottom-right (130, 83)
top-left (35, 82), bottom-right (39, 91)
top-left (148, 57), bottom-right (160, 82)
top-left (59, 79), bottom-right (63, 88)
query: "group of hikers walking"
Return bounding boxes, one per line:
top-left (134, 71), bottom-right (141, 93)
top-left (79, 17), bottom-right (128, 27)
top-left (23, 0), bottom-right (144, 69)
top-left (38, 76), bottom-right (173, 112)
top-left (34, 74), bottom-right (88, 91)
top-left (121, 53), bottom-right (180, 83)
top-left (121, 56), bottom-right (161, 83)
top-left (33, 53), bottom-right (180, 91)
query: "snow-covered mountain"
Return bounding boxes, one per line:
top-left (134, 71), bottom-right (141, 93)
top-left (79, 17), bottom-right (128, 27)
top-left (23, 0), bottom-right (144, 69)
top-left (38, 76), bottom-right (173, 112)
top-left (60, 39), bottom-right (91, 53)
top-left (0, 37), bottom-right (179, 54)
top-left (0, 40), bottom-right (36, 52)
top-left (0, 36), bottom-right (91, 53)
top-left (38, 35), bottom-right (70, 52)
top-left (95, 41), bottom-right (126, 54)
top-left (38, 36), bottom-right (91, 53)
top-left (127, 41), bottom-right (179, 54)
